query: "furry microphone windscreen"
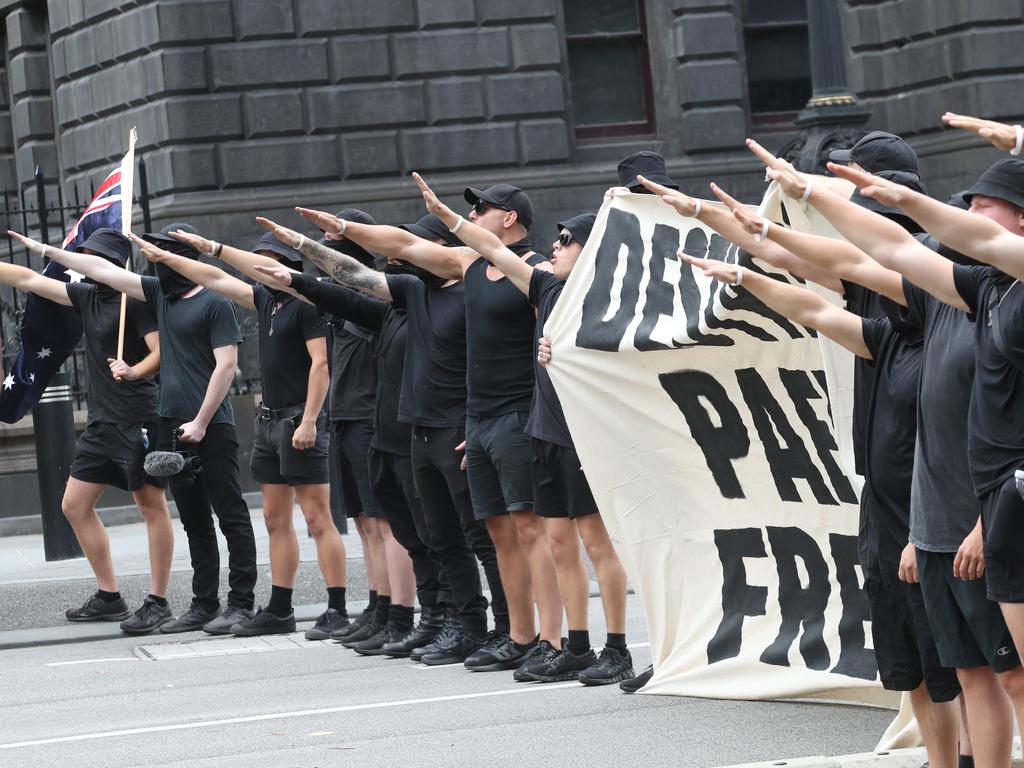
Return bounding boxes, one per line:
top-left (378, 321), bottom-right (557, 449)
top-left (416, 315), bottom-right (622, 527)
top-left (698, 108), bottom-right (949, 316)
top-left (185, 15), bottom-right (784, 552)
top-left (143, 451), bottom-right (185, 478)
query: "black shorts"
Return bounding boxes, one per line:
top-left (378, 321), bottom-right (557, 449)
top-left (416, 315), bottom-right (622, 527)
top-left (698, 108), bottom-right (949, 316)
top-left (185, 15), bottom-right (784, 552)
top-left (466, 411), bottom-right (533, 520)
top-left (250, 411), bottom-right (329, 486)
top-left (331, 419), bottom-right (381, 518)
top-left (863, 552), bottom-right (961, 702)
top-left (70, 421), bottom-right (165, 491)
top-left (917, 548), bottom-right (1020, 671)
top-left (531, 438), bottom-right (598, 520)
top-left (982, 471), bottom-right (1024, 603)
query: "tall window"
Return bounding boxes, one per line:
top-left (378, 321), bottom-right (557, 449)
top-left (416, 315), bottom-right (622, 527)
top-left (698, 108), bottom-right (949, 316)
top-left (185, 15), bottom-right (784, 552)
top-left (564, 0), bottom-right (655, 139)
top-left (742, 0), bottom-right (811, 127)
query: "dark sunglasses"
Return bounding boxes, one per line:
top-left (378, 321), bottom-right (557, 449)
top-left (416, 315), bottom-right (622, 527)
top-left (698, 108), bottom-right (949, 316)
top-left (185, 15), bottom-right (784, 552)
top-left (472, 200), bottom-right (509, 216)
top-left (557, 232), bottom-right (575, 247)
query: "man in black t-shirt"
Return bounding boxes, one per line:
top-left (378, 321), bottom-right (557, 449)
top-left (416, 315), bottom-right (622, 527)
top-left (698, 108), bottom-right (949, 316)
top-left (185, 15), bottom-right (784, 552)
top-left (0, 229), bottom-right (174, 634)
top-left (132, 229), bottom-right (354, 640)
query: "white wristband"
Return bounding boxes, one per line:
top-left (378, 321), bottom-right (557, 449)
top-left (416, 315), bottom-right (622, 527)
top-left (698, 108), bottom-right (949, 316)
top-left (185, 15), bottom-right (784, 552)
top-left (731, 266), bottom-right (744, 286)
top-left (208, 240), bottom-right (220, 257)
top-left (693, 199), bottom-right (702, 217)
top-left (755, 219), bottom-right (770, 242)
top-left (337, 218), bottom-right (347, 236)
top-left (451, 215), bottom-right (464, 233)
top-left (1012, 125), bottom-right (1023, 156)
top-left (800, 179), bottom-right (813, 202)
top-left (41, 243), bottom-right (48, 260)
top-left (296, 234), bottom-right (305, 251)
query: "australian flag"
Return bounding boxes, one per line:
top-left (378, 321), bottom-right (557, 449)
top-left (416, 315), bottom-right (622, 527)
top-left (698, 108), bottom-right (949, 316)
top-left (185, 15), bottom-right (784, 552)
top-left (0, 161), bottom-right (130, 423)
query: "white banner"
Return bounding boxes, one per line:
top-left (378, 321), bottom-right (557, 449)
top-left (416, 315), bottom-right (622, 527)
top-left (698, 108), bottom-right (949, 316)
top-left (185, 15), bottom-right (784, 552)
top-left (544, 190), bottom-right (898, 706)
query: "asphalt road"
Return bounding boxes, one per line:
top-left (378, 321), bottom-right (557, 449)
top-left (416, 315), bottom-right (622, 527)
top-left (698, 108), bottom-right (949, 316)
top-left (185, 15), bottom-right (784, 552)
top-left (1, 595), bottom-right (896, 768)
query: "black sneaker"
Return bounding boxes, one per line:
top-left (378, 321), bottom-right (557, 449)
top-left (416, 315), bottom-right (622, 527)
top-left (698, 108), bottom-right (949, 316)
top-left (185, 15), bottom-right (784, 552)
top-left (305, 609), bottom-right (350, 640)
top-left (160, 603), bottom-right (219, 634)
top-left (619, 663), bottom-right (653, 693)
top-left (203, 605), bottom-right (254, 635)
top-left (330, 606), bottom-right (371, 641)
top-left (120, 597), bottom-right (174, 635)
top-left (421, 628), bottom-right (486, 666)
top-left (513, 639), bottom-right (559, 682)
top-left (578, 646), bottom-right (634, 686)
top-left (341, 614), bottom-right (383, 648)
top-left (380, 606), bottom-right (444, 658)
top-left (519, 646), bottom-right (598, 683)
top-left (411, 610), bottom-right (460, 662)
top-left (464, 632), bottom-right (537, 672)
top-left (231, 607), bottom-right (296, 636)
top-left (352, 623), bottom-right (406, 656)
top-left (66, 593), bottom-right (131, 623)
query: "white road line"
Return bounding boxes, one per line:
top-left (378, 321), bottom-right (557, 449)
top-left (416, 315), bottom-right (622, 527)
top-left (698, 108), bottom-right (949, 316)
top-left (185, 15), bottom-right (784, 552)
top-left (45, 657), bottom-right (139, 667)
top-left (0, 682), bottom-right (579, 750)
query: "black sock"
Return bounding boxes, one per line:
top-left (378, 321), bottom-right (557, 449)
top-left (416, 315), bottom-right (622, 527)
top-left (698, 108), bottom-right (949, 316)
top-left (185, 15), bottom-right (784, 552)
top-left (367, 590), bottom-right (378, 612)
top-left (374, 595), bottom-right (391, 623)
top-left (97, 589), bottom-right (122, 603)
top-left (606, 633), bottom-right (627, 651)
top-left (267, 585), bottom-right (293, 617)
top-left (514, 634), bottom-right (540, 653)
top-left (327, 586), bottom-right (346, 614)
top-left (147, 594), bottom-right (168, 607)
top-left (567, 629), bottom-right (591, 654)
top-left (960, 756), bottom-right (975, 768)
top-left (389, 604), bottom-right (415, 632)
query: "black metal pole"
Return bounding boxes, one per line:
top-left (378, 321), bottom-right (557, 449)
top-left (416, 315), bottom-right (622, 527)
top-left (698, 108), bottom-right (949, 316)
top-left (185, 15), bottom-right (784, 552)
top-left (34, 371), bottom-right (82, 561)
top-left (34, 167), bottom-right (48, 249)
top-left (137, 156), bottom-right (152, 234)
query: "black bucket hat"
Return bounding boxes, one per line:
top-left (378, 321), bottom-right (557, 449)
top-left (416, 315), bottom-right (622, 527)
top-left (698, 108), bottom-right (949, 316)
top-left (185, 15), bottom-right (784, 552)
top-left (399, 214), bottom-right (464, 247)
top-left (142, 222), bottom-right (201, 259)
top-left (556, 212), bottom-right (597, 247)
top-left (78, 227), bottom-right (131, 266)
top-left (617, 151), bottom-right (678, 191)
top-left (253, 231), bottom-right (303, 271)
top-left (962, 159), bottom-right (1024, 210)
top-left (829, 131), bottom-right (920, 175)
top-left (464, 184), bottom-right (534, 230)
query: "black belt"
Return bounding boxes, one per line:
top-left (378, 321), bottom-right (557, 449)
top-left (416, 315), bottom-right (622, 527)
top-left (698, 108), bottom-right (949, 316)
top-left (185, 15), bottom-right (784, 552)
top-left (258, 402), bottom-right (306, 422)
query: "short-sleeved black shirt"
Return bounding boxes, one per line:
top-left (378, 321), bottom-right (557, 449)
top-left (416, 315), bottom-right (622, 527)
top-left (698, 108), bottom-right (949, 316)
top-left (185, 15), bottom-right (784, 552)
top-left (66, 282), bottom-right (158, 425)
top-left (953, 264), bottom-right (1024, 496)
top-left (252, 284), bottom-right (327, 410)
top-left (524, 270), bottom-right (573, 448)
top-left (324, 279), bottom-right (378, 422)
top-left (860, 317), bottom-right (923, 563)
top-left (386, 274), bottom-right (467, 428)
top-left (291, 273), bottom-right (410, 456)
top-left (841, 280), bottom-right (885, 475)
top-left (141, 276), bottom-right (242, 426)
top-left (464, 253), bottom-right (549, 418)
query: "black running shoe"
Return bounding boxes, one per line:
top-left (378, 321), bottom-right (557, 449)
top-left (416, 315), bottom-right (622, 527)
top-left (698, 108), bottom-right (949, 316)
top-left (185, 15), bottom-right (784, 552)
top-left (464, 632), bottom-right (537, 672)
top-left (160, 602), bottom-right (219, 634)
top-left (352, 623), bottom-right (406, 656)
top-left (619, 663), bottom-right (653, 693)
top-left (231, 607), bottom-right (295, 636)
top-left (330, 606), bottom-right (372, 641)
top-left (119, 597), bottom-right (174, 635)
top-left (513, 640), bottom-right (558, 682)
top-left (380, 606), bottom-right (444, 658)
top-left (341, 614), bottom-right (383, 648)
top-left (421, 629), bottom-right (486, 666)
top-left (66, 593), bottom-right (131, 623)
top-left (411, 611), bottom-right (460, 662)
top-left (519, 646), bottom-right (597, 683)
top-left (305, 609), bottom-right (350, 641)
top-left (578, 646), bottom-right (634, 686)
top-left (204, 605), bottom-right (254, 635)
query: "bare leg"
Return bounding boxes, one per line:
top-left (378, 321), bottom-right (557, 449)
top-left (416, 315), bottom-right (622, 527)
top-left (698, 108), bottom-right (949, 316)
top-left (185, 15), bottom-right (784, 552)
top-left (359, 516), bottom-right (390, 597)
top-left (486, 515), bottom-right (537, 644)
top-left (994, 663), bottom-right (1024, 761)
top-left (353, 515), bottom-right (379, 594)
top-left (380, 518), bottom-right (415, 607)
top-left (909, 683), bottom-right (959, 768)
top-left (132, 484), bottom-right (173, 597)
top-left (261, 484), bottom-right (299, 588)
top-left (958, 695), bottom-right (973, 759)
top-left (576, 514), bottom-right (628, 635)
top-left (294, 483), bottom-right (346, 587)
top-left (957, 665), bottom-right (1013, 768)
top-left (62, 478), bottom-right (114, 590)
top-left (545, 517), bottom-right (586, 634)
top-left (510, 510), bottom-right (562, 645)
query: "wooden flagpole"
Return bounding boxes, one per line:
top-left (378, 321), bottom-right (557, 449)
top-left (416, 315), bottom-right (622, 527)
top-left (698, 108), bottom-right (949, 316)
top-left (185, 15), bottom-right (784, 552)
top-left (114, 127), bottom-right (138, 370)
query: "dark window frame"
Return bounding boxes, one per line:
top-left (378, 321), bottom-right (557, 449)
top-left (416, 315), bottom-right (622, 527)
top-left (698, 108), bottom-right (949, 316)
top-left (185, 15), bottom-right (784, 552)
top-left (743, 15), bottom-right (810, 131)
top-left (565, 0), bottom-right (657, 140)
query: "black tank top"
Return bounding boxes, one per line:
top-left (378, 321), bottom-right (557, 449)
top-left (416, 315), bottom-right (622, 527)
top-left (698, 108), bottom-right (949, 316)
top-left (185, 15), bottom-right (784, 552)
top-left (464, 250), bottom-right (548, 417)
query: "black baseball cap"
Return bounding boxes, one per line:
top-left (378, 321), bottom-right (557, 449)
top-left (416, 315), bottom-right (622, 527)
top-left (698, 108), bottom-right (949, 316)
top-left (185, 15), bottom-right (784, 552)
top-left (318, 209), bottom-right (377, 267)
top-left (962, 159), bottom-right (1024, 210)
top-left (464, 184), bottom-right (534, 230)
top-left (253, 231), bottom-right (303, 271)
top-left (849, 170), bottom-right (925, 234)
top-left (78, 227), bottom-right (131, 266)
top-left (142, 222), bottom-right (201, 259)
top-left (399, 214), bottom-right (464, 247)
top-left (617, 151), bottom-right (678, 191)
top-left (829, 131), bottom-right (920, 175)
top-left (556, 213), bottom-right (597, 247)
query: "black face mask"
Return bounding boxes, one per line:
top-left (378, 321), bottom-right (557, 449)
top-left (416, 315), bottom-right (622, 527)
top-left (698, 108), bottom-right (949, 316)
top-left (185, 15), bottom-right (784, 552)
top-left (507, 236), bottom-right (533, 256)
top-left (85, 278), bottom-right (120, 302)
top-left (385, 260), bottom-right (447, 290)
top-left (155, 262), bottom-right (196, 301)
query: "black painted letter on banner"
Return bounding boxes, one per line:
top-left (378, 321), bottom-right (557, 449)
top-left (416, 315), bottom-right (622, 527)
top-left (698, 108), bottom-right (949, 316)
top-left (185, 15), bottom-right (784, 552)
top-left (708, 528), bottom-right (769, 664)
top-left (828, 533), bottom-right (877, 680)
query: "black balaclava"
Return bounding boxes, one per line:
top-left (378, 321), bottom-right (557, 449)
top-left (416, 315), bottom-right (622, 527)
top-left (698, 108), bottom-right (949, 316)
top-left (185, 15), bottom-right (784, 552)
top-left (79, 228), bottom-right (131, 302)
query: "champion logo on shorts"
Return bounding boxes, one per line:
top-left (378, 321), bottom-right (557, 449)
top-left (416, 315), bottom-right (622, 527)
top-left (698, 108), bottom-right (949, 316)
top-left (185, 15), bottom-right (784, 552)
top-left (998, 646), bottom-right (1012, 656)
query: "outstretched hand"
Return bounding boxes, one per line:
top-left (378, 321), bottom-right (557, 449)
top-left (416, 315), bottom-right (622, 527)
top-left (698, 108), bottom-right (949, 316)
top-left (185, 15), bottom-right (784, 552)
top-left (294, 207), bottom-right (344, 238)
top-left (710, 183), bottom-right (766, 236)
top-left (168, 229), bottom-right (214, 256)
top-left (411, 172), bottom-right (453, 221)
top-left (252, 264), bottom-right (294, 287)
top-left (680, 251), bottom-right (742, 285)
top-left (943, 112), bottom-right (1019, 152)
top-left (826, 162), bottom-right (908, 207)
top-left (256, 216), bottom-right (303, 250)
top-left (637, 175), bottom-right (701, 218)
top-left (129, 233), bottom-right (174, 263)
top-left (745, 139), bottom-right (810, 200)
top-left (6, 230), bottom-right (44, 255)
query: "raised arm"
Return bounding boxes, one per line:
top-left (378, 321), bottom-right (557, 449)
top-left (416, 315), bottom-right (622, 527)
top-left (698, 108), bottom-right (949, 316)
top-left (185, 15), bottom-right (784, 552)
top-left (712, 183), bottom-right (905, 305)
top-left (6, 231), bottom-right (144, 301)
top-left (831, 162), bottom-right (1024, 282)
top-left (295, 207), bottom-right (470, 282)
top-left (411, 172), bottom-right (532, 295)
top-left (0, 262), bottom-right (71, 306)
top-left (682, 252), bottom-right (870, 359)
top-left (254, 266), bottom-right (390, 332)
top-left (257, 216), bottom-right (392, 300)
top-left (943, 112), bottom-right (1021, 152)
